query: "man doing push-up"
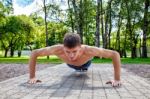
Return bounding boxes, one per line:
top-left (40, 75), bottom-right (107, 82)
top-left (28, 33), bottom-right (121, 87)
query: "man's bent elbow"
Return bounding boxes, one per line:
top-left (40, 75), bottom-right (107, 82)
top-left (31, 50), bottom-right (38, 58)
top-left (112, 51), bottom-right (120, 58)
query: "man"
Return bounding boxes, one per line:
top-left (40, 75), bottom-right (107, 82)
top-left (28, 33), bottom-right (121, 87)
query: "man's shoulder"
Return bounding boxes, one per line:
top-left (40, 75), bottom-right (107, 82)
top-left (52, 44), bottom-right (63, 49)
top-left (51, 44), bottom-right (64, 51)
top-left (83, 45), bottom-right (103, 55)
top-left (83, 45), bottom-right (102, 50)
top-left (47, 44), bottom-right (64, 54)
top-left (83, 45), bottom-right (95, 54)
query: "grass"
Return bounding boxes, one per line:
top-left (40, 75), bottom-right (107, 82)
top-left (0, 56), bottom-right (63, 64)
top-left (93, 57), bottom-right (150, 64)
top-left (0, 56), bottom-right (150, 64)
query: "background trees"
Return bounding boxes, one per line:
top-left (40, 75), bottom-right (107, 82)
top-left (0, 0), bottom-right (149, 58)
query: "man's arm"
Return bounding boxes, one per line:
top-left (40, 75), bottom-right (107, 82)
top-left (90, 46), bottom-right (121, 86)
top-left (28, 45), bottom-right (62, 83)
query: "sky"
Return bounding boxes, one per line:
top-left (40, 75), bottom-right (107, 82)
top-left (13, 0), bottom-right (43, 15)
top-left (13, 0), bottom-right (67, 16)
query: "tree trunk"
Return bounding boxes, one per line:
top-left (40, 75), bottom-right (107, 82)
top-left (72, 0), bottom-right (80, 32)
top-left (78, 0), bottom-right (83, 43)
top-left (125, 1), bottom-right (134, 58)
top-left (68, 0), bottom-right (74, 32)
top-left (43, 0), bottom-right (49, 59)
top-left (100, 0), bottom-right (104, 48)
top-left (85, 18), bottom-right (89, 45)
top-left (18, 50), bottom-right (21, 57)
top-left (1, 40), bottom-right (9, 57)
top-left (10, 47), bottom-right (14, 57)
top-left (95, 0), bottom-right (100, 47)
top-left (104, 11), bottom-right (109, 49)
top-left (17, 45), bottom-right (23, 57)
top-left (142, 0), bottom-right (149, 58)
top-left (4, 49), bottom-right (8, 57)
top-left (115, 2), bottom-right (123, 52)
top-left (104, 0), bottom-right (112, 49)
top-left (72, 0), bottom-right (83, 43)
top-left (108, 0), bottom-right (112, 49)
top-left (139, 38), bottom-right (142, 57)
top-left (115, 17), bottom-right (122, 51)
top-left (28, 45), bottom-right (32, 51)
top-left (123, 24), bottom-right (128, 58)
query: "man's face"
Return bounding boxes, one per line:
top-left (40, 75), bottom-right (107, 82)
top-left (64, 45), bottom-right (81, 61)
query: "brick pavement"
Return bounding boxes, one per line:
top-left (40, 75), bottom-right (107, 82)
top-left (0, 63), bottom-right (150, 99)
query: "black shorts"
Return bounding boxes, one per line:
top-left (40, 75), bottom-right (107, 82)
top-left (67, 60), bottom-right (92, 70)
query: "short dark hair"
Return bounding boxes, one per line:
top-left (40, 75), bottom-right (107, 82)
top-left (63, 33), bottom-right (81, 48)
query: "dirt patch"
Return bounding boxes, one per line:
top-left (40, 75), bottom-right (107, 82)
top-left (0, 63), bottom-right (58, 82)
top-left (122, 64), bottom-right (150, 81)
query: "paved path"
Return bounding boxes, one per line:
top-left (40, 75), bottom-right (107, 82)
top-left (0, 63), bottom-right (150, 99)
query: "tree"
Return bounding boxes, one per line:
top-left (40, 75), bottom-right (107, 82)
top-left (43, 0), bottom-right (49, 49)
top-left (115, 0), bottom-right (123, 54)
top-left (100, 0), bottom-right (104, 48)
top-left (67, 0), bottom-right (75, 32)
top-left (103, 0), bottom-right (112, 49)
top-left (1, 0), bottom-right (13, 14)
top-left (142, 0), bottom-right (150, 58)
top-left (95, 0), bottom-right (100, 47)
top-left (71, 0), bottom-right (84, 43)
top-left (0, 15), bottom-right (35, 57)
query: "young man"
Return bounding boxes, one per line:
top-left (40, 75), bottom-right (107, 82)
top-left (28, 33), bottom-right (121, 87)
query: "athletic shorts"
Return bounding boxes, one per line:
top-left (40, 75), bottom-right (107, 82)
top-left (67, 60), bottom-right (92, 70)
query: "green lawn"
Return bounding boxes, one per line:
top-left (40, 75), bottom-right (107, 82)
top-left (93, 57), bottom-right (150, 64)
top-left (0, 56), bottom-right (62, 64)
top-left (0, 56), bottom-right (150, 64)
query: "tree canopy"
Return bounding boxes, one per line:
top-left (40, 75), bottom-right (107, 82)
top-left (0, 0), bottom-right (149, 58)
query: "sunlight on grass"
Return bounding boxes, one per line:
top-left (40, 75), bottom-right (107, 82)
top-left (0, 55), bottom-right (62, 64)
top-left (0, 56), bottom-right (150, 64)
top-left (93, 58), bottom-right (150, 64)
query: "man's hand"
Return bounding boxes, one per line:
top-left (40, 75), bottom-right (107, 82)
top-left (28, 78), bottom-right (42, 84)
top-left (106, 80), bottom-right (122, 87)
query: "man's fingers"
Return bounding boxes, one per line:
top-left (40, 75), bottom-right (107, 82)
top-left (106, 81), bottom-right (112, 84)
top-left (28, 79), bottom-right (41, 84)
top-left (112, 82), bottom-right (115, 87)
top-left (106, 80), bottom-right (122, 87)
top-left (112, 82), bottom-right (121, 87)
top-left (31, 80), bottom-right (33, 83)
top-left (118, 82), bottom-right (121, 86)
top-left (36, 80), bottom-right (42, 83)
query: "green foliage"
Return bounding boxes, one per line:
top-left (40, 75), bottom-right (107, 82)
top-left (0, 0), bottom-right (149, 58)
top-left (0, 15), bottom-right (36, 57)
top-left (47, 22), bottom-right (68, 46)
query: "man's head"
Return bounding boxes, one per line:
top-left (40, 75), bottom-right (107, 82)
top-left (63, 33), bottom-right (82, 61)
top-left (63, 33), bottom-right (81, 48)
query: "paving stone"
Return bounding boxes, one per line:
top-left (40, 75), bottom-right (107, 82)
top-left (36, 96), bottom-right (50, 99)
top-left (79, 92), bottom-right (92, 99)
top-left (106, 94), bottom-right (121, 99)
top-left (64, 95), bottom-right (79, 99)
top-left (0, 63), bottom-right (150, 99)
top-left (22, 94), bottom-right (37, 99)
